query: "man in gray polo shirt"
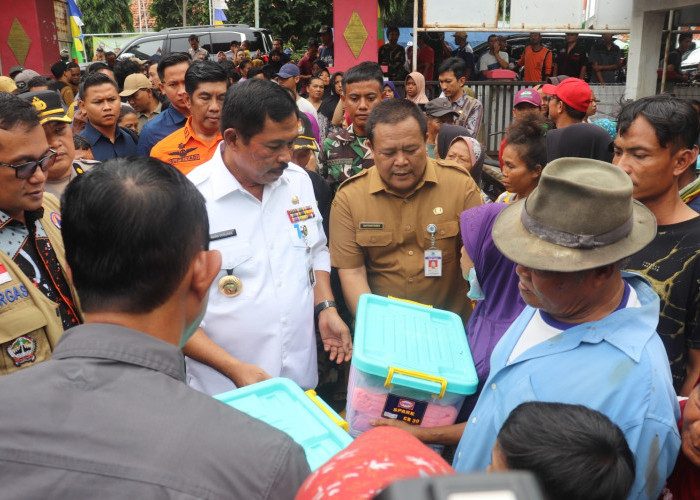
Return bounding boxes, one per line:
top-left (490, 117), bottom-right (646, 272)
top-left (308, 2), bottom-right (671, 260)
top-left (0, 157), bottom-right (310, 498)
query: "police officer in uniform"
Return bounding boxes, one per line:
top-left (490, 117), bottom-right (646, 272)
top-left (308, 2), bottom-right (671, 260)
top-left (0, 93), bottom-right (81, 374)
top-left (330, 99), bottom-right (482, 322)
top-left (20, 90), bottom-right (99, 198)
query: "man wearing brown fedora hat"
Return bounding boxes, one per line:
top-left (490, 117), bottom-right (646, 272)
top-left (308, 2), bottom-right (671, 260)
top-left (613, 94), bottom-right (700, 397)
top-left (452, 158), bottom-right (680, 500)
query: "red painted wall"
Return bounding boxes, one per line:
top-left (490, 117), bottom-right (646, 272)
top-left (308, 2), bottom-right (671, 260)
top-left (1, 0), bottom-right (60, 76)
top-left (333, 0), bottom-right (378, 72)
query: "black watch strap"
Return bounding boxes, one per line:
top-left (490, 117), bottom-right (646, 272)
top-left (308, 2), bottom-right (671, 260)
top-left (314, 300), bottom-right (337, 318)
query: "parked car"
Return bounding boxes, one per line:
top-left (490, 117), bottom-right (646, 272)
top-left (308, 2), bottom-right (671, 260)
top-left (116, 24), bottom-right (274, 62)
top-left (472, 32), bottom-right (626, 81)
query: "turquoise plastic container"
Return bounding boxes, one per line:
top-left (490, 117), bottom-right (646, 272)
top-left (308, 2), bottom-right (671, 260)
top-left (347, 294), bottom-right (478, 438)
top-left (215, 377), bottom-right (353, 470)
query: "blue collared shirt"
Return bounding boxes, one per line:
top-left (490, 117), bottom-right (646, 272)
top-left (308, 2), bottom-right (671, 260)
top-left (452, 273), bottom-right (681, 500)
top-left (79, 121), bottom-right (137, 162)
top-left (137, 105), bottom-right (187, 156)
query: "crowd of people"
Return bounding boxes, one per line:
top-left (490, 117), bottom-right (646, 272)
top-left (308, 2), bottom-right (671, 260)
top-left (0, 24), bottom-right (699, 500)
top-left (376, 30), bottom-right (624, 85)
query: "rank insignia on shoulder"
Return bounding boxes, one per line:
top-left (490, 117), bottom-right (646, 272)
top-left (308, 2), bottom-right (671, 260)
top-left (7, 336), bottom-right (36, 367)
top-left (359, 222), bottom-right (384, 230)
top-left (287, 205), bottom-right (315, 223)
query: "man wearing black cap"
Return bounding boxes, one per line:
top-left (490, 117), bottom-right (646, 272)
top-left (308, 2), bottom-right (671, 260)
top-left (21, 91), bottom-right (98, 197)
top-left (318, 26), bottom-right (334, 67)
top-left (8, 66), bottom-right (24, 79)
top-left (425, 97), bottom-right (458, 158)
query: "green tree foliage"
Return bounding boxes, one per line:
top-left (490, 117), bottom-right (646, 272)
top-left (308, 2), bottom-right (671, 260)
top-left (148, 0), bottom-right (411, 50)
top-left (224, 0), bottom-right (332, 51)
top-left (77, 0), bottom-right (133, 33)
top-left (150, 0), bottom-right (210, 31)
top-left (379, 0), bottom-right (412, 30)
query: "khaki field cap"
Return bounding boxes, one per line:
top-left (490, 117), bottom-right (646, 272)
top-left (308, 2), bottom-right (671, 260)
top-left (119, 73), bottom-right (152, 97)
top-left (492, 158), bottom-right (656, 272)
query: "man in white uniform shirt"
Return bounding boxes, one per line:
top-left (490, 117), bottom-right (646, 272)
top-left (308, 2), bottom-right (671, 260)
top-left (185, 79), bottom-right (352, 395)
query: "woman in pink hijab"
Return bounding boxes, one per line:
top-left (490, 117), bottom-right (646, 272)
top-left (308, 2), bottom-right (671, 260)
top-left (405, 71), bottom-right (429, 104)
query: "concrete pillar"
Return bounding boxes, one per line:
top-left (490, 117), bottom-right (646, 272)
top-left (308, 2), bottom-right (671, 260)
top-left (625, 9), bottom-right (666, 100)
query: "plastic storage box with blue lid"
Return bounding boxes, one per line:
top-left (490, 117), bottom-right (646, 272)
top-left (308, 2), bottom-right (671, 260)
top-left (346, 294), bottom-right (478, 438)
top-left (215, 377), bottom-right (353, 470)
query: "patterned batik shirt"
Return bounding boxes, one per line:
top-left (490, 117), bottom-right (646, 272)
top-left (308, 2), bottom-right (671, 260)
top-left (0, 209), bottom-right (79, 330)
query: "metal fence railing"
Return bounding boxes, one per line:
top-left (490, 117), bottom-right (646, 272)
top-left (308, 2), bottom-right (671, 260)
top-left (392, 81), bottom-right (627, 155)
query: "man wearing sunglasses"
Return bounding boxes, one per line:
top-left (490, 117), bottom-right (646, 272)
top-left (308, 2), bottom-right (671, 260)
top-left (0, 94), bottom-right (82, 375)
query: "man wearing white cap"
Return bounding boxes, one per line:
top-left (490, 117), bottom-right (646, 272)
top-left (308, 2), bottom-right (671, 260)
top-left (452, 157), bottom-right (680, 499)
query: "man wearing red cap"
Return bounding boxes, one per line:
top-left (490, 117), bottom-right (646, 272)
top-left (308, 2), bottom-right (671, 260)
top-left (543, 78), bottom-right (613, 163)
top-left (542, 77), bottom-right (590, 129)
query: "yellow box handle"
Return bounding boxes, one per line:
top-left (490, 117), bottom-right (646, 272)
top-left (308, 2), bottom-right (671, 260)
top-left (387, 296), bottom-right (433, 308)
top-left (384, 366), bottom-right (447, 399)
top-left (305, 389), bottom-right (349, 432)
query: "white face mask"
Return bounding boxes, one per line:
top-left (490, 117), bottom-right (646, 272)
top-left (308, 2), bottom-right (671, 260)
top-left (179, 291), bottom-right (209, 348)
top-left (465, 267), bottom-right (485, 301)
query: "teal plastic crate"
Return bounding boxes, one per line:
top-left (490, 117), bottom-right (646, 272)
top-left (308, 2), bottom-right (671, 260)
top-left (215, 377), bottom-right (352, 470)
top-left (347, 294), bottom-right (478, 437)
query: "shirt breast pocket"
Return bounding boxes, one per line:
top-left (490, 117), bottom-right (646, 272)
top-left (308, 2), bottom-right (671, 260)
top-left (287, 220), bottom-right (321, 249)
top-left (355, 230), bottom-right (396, 267)
top-left (422, 220), bottom-right (459, 262)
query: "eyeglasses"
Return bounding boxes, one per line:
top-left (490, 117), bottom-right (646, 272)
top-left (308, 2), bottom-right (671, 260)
top-left (0, 149), bottom-right (57, 180)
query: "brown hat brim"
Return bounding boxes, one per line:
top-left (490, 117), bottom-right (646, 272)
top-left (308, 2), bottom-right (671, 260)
top-left (119, 87), bottom-right (145, 97)
top-left (492, 198), bottom-right (657, 272)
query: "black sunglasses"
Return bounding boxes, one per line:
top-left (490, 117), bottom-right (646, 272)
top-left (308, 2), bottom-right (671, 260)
top-left (0, 149), bottom-right (57, 180)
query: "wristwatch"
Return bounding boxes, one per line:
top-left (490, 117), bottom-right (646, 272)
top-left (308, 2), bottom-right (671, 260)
top-left (314, 300), bottom-right (337, 319)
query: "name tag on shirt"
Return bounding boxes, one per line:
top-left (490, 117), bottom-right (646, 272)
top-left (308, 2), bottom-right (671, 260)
top-left (360, 222), bottom-right (384, 230)
top-left (210, 229), bottom-right (237, 241)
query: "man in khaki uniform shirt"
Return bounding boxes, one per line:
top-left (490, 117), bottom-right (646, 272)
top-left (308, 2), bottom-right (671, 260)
top-left (0, 94), bottom-right (81, 375)
top-left (330, 99), bottom-right (482, 322)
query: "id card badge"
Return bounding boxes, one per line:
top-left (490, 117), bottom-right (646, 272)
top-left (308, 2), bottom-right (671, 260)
top-left (424, 249), bottom-right (443, 277)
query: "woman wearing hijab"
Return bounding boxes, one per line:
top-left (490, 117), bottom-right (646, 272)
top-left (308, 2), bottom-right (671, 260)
top-left (405, 71), bottom-right (429, 104)
top-left (445, 135), bottom-right (492, 205)
top-left (382, 81), bottom-right (400, 100)
top-left (319, 71), bottom-right (343, 121)
top-left (437, 125), bottom-right (495, 202)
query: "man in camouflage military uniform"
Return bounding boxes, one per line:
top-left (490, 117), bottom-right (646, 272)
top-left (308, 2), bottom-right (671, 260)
top-left (319, 62), bottom-right (384, 192)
